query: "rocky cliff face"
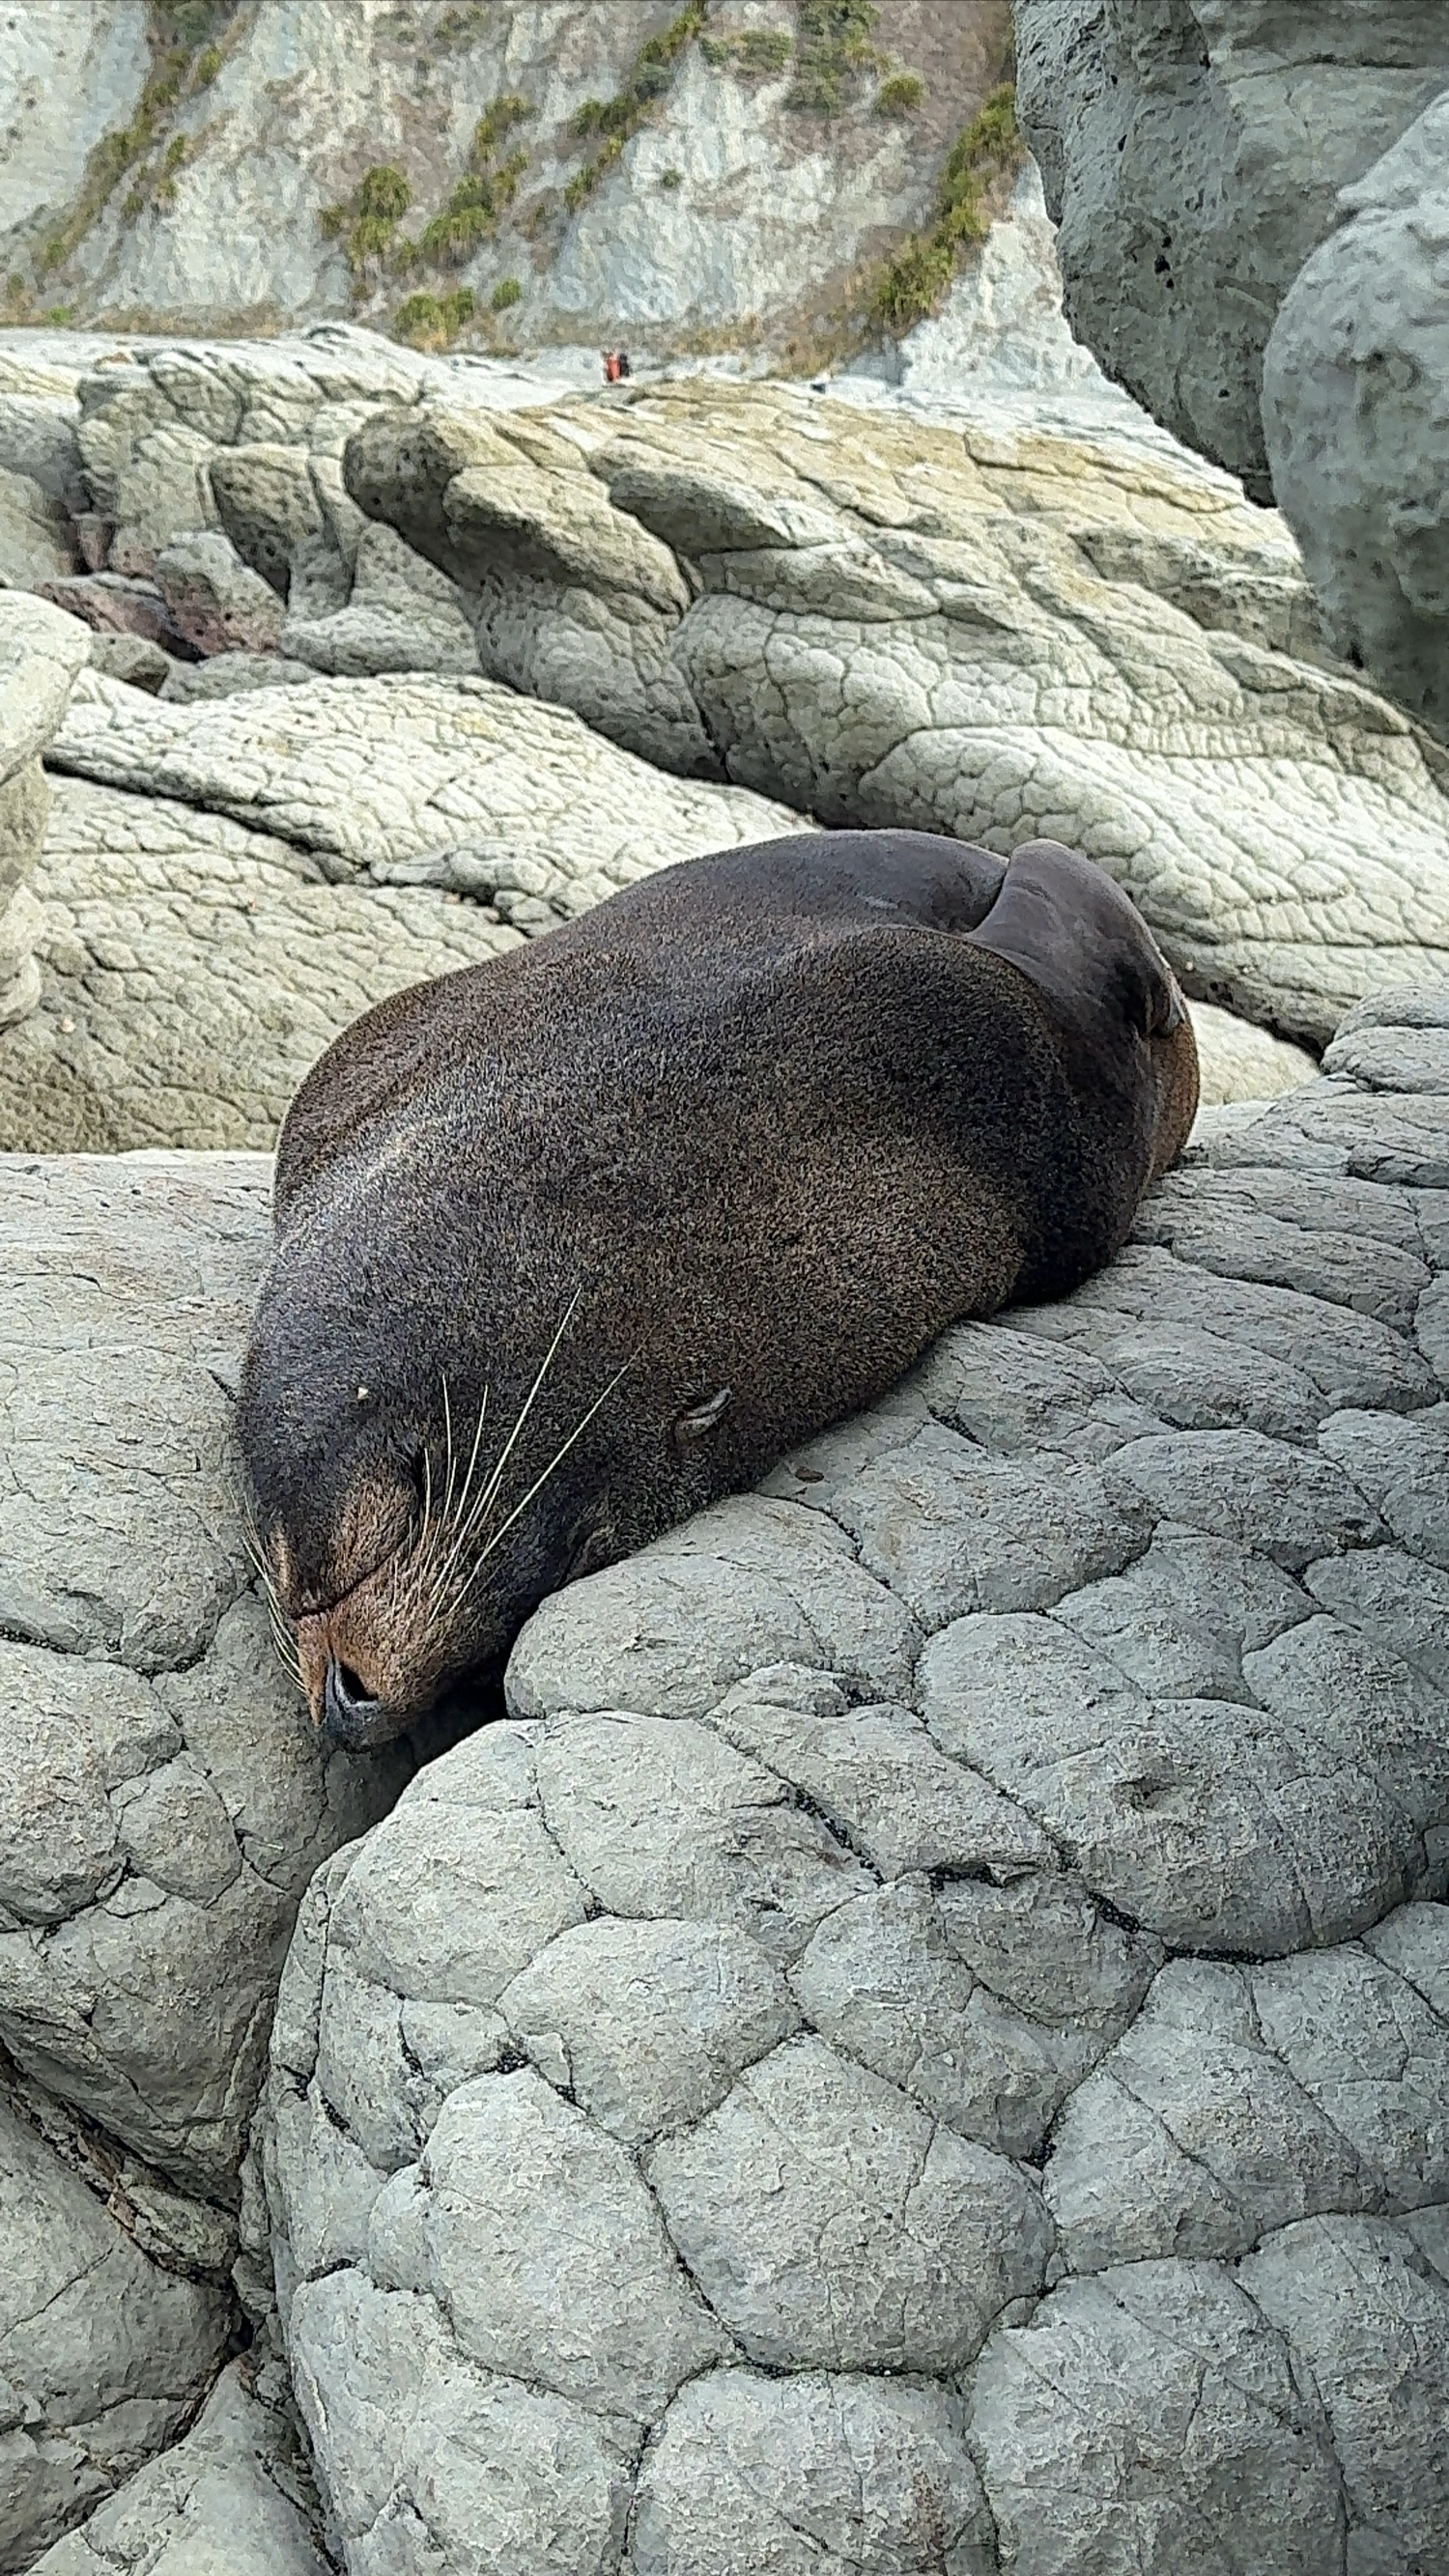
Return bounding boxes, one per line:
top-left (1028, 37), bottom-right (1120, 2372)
top-left (0, 0), bottom-right (1012, 361)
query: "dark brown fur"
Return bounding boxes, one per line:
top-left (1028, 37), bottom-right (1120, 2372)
top-left (238, 830), bottom-right (1198, 1743)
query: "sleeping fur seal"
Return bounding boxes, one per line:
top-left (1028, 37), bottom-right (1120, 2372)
top-left (238, 829), bottom-right (1198, 1745)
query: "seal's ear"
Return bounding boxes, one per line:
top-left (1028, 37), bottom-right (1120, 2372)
top-left (672, 1386), bottom-right (732, 1452)
top-left (970, 839), bottom-right (1183, 1054)
top-left (1134, 959), bottom-right (1187, 1042)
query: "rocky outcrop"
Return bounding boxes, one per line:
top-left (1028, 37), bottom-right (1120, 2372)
top-left (1263, 93), bottom-right (1449, 746)
top-left (0, 594), bottom-right (87, 1031)
top-left (2, 665), bottom-right (800, 1152)
top-left (28, 2359), bottom-right (329, 2576)
top-left (261, 986), bottom-right (1449, 2574)
top-left (1013, 0), bottom-right (1449, 500)
top-left (0, 1147), bottom-right (428, 2566)
top-left (343, 378), bottom-right (1449, 1046)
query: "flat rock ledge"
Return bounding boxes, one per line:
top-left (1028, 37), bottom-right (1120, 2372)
top-left (254, 986), bottom-right (1449, 2576)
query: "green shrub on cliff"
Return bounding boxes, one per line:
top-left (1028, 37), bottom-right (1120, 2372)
top-left (394, 285), bottom-right (476, 348)
top-left (565, 1), bottom-right (708, 210)
top-left (868, 82), bottom-right (1022, 330)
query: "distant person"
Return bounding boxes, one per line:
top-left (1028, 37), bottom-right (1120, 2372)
top-left (616, 350), bottom-right (632, 379)
top-left (602, 349), bottom-right (621, 383)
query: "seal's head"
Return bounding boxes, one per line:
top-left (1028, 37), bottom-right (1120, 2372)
top-left (237, 1257), bottom-right (635, 1748)
top-left (970, 837), bottom-right (1199, 1189)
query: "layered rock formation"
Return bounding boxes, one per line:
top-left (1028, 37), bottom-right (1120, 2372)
top-left (1013, 0), bottom-right (1449, 501)
top-left (336, 375), bottom-right (1449, 1045)
top-left (4, 667), bottom-right (797, 1151)
top-left (252, 988), bottom-right (1449, 2573)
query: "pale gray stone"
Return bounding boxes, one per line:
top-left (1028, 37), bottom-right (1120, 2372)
top-left (968, 2255), bottom-right (1347, 2575)
top-left (508, 1496), bottom-right (918, 1724)
top-left (1015, 0), bottom-right (1449, 497)
top-left (153, 529), bottom-right (286, 658)
top-left (28, 2360), bottom-right (330, 2576)
top-left (647, 2035), bottom-right (1050, 2373)
top-left (287, 2270), bottom-right (633, 2576)
top-left (1240, 2216), bottom-right (1449, 2573)
top-left (533, 1710), bottom-right (872, 1965)
top-left (367, 2069), bottom-right (729, 2420)
top-left (917, 1610), bottom-right (1427, 1954)
top-left (711, 1682), bottom-right (1050, 1879)
top-left (1055, 1534), bottom-right (1310, 1704)
top-left (499, 1916), bottom-right (797, 2146)
top-left (0, 2086), bottom-right (229, 2571)
top-left (631, 2368), bottom-right (995, 2576)
top-left (825, 1421), bottom-right (1148, 1633)
top-left (1264, 94), bottom-right (1449, 742)
top-left (327, 1775), bottom-right (589, 2010)
top-left (791, 1873), bottom-right (1158, 2162)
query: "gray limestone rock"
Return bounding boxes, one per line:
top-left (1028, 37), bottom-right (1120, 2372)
top-left (967, 2255), bottom-right (1348, 2574)
top-left (153, 529), bottom-right (287, 659)
top-left (0, 461), bottom-right (75, 588)
top-left (1014, 0), bottom-right (1449, 500)
top-left (0, 2084), bottom-right (229, 2572)
top-left (0, 1155), bottom-right (411, 2230)
top-left (342, 378), bottom-right (1449, 1048)
top-left (631, 2369), bottom-right (995, 2576)
top-left (7, 671), bottom-right (802, 1153)
top-left (85, 632), bottom-right (173, 694)
top-left (646, 2035), bottom-right (1050, 2373)
top-left (157, 650), bottom-right (319, 701)
top-left (0, 593), bottom-right (87, 1030)
top-left (1264, 93), bottom-right (1449, 743)
top-left (280, 520), bottom-right (479, 679)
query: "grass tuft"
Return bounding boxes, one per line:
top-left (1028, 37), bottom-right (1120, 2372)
top-left (874, 70), bottom-right (924, 115)
top-left (786, 0), bottom-right (884, 113)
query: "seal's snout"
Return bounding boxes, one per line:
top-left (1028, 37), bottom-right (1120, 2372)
top-left (323, 1654), bottom-right (383, 1745)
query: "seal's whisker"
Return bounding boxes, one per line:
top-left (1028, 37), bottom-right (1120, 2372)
top-left (441, 1385), bottom-right (491, 1563)
top-left (429, 1293), bottom-right (583, 1593)
top-left (448, 1352), bottom-right (635, 1611)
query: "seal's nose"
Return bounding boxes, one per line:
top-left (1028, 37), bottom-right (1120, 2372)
top-left (324, 1656), bottom-right (381, 1741)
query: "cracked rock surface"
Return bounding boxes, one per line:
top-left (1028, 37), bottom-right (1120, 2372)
top-left (263, 988), bottom-right (1449, 2574)
top-left (0, 594), bottom-right (87, 1034)
top-left (28, 2356), bottom-right (330, 2576)
top-left (342, 379), bottom-right (1449, 1046)
top-left (3, 670), bottom-right (799, 1152)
